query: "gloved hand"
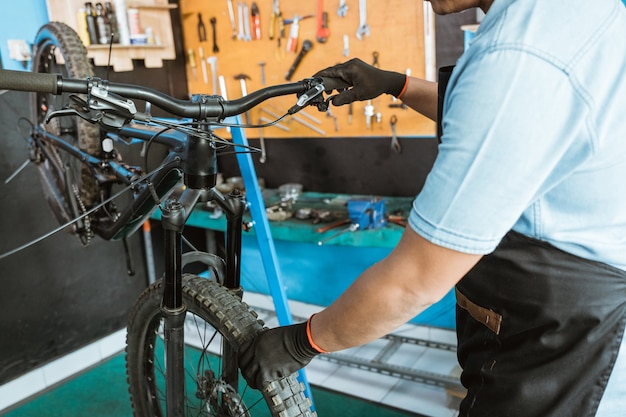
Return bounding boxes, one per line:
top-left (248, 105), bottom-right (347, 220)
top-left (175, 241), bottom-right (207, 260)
top-left (238, 317), bottom-right (325, 390)
top-left (314, 58), bottom-right (407, 106)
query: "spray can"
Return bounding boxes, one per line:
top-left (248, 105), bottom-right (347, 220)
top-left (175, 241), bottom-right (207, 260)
top-left (96, 3), bottom-right (111, 44)
top-left (84, 2), bottom-right (99, 45)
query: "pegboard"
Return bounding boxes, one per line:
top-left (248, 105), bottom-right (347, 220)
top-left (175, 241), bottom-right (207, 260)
top-left (179, 0), bottom-right (435, 139)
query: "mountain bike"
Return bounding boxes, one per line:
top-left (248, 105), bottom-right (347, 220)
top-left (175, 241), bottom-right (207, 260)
top-left (0, 22), bottom-right (346, 417)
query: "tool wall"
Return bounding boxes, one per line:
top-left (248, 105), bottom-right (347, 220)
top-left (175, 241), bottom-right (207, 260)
top-left (180, 0), bottom-right (436, 139)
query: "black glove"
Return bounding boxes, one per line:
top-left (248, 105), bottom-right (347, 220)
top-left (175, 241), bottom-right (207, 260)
top-left (314, 58), bottom-right (407, 106)
top-left (238, 318), bottom-right (324, 390)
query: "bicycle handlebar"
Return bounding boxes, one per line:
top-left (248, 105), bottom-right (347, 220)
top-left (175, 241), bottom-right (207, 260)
top-left (0, 69), bottom-right (349, 120)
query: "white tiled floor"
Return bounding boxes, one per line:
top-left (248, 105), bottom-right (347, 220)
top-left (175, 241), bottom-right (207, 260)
top-left (243, 292), bottom-right (462, 417)
top-left (0, 329), bottom-right (126, 412)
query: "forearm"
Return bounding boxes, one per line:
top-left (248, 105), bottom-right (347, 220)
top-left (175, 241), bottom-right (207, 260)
top-left (399, 77), bottom-right (438, 121)
top-left (309, 258), bottom-right (432, 352)
top-left (309, 228), bottom-right (482, 352)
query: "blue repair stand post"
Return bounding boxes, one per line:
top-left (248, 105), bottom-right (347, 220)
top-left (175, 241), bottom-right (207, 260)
top-left (229, 117), bottom-right (315, 408)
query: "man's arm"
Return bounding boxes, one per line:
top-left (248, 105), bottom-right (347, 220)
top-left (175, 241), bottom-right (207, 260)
top-left (398, 77), bottom-right (439, 122)
top-left (310, 227), bottom-right (482, 351)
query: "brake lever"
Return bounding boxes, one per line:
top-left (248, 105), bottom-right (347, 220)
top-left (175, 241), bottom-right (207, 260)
top-left (45, 94), bottom-right (102, 125)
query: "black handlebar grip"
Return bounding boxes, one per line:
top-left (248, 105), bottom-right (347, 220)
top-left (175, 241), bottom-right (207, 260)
top-left (0, 69), bottom-right (60, 94)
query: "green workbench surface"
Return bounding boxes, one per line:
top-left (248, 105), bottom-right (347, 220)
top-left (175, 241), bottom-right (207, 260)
top-left (151, 191), bottom-right (413, 248)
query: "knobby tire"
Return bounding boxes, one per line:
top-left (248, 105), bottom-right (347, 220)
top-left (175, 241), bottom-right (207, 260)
top-left (30, 22), bottom-right (100, 240)
top-left (125, 274), bottom-right (316, 417)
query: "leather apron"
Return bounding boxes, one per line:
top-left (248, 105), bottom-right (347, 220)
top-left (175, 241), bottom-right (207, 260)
top-left (455, 231), bottom-right (626, 417)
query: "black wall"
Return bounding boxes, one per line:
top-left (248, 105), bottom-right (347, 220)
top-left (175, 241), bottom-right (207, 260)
top-left (0, 90), bottom-right (148, 384)
top-left (0, 4), bottom-right (189, 384)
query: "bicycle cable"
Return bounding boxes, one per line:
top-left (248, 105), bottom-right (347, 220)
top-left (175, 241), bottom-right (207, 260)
top-left (0, 161), bottom-right (175, 261)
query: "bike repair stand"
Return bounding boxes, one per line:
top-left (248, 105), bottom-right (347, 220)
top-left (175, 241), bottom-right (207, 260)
top-left (229, 117), bottom-right (315, 408)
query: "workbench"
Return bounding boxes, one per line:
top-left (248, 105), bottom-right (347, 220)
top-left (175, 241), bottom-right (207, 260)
top-left (151, 190), bottom-right (457, 329)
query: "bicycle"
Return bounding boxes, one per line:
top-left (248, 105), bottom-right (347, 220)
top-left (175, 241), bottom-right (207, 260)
top-left (0, 21), bottom-right (346, 417)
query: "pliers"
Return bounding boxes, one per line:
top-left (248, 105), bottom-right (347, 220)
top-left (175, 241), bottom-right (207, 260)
top-left (269, 0), bottom-right (284, 41)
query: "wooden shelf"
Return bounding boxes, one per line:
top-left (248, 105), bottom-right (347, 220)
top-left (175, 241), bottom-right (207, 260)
top-left (46, 0), bottom-right (177, 72)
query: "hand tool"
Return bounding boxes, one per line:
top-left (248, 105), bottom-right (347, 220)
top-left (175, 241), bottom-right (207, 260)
top-left (317, 223), bottom-right (358, 245)
top-left (286, 16), bottom-right (301, 52)
top-left (356, 0), bottom-right (370, 40)
top-left (251, 2), bottom-right (261, 40)
top-left (258, 62), bottom-right (266, 85)
top-left (326, 105), bottom-right (339, 131)
top-left (237, 2), bottom-right (246, 40)
top-left (316, 0), bottom-right (330, 43)
top-left (198, 46), bottom-right (208, 84)
top-left (234, 73), bottom-right (252, 123)
top-left (210, 17), bottom-right (219, 52)
top-left (243, 2), bottom-right (252, 41)
top-left (348, 102), bottom-right (353, 124)
top-left (197, 13), bottom-right (207, 42)
top-left (338, 0), bottom-right (348, 17)
top-left (186, 48), bottom-right (197, 80)
top-left (207, 55), bottom-right (218, 94)
top-left (364, 100), bottom-right (374, 129)
top-left (218, 74), bottom-right (230, 132)
top-left (227, 0), bottom-right (237, 39)
top-left (269, 0), bottom-right (284, 43)
top-left (316, 218), bottom-right (350, 233)
top-left (285, 39), bottom-right (312, 80)
top-left (258, 117), bottom-right (267, 163)
top-left (390, 115), bottom-right (401, 153)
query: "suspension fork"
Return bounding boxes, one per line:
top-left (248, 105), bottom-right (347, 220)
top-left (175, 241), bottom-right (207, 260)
top-left (208, 187), bottom-right (247, 391)
top-left (160, 189), bottom-right (202, 417)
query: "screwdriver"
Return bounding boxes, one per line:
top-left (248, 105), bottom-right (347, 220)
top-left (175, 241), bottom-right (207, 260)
top-left (251, 2), bottom-right (261, 40)
top-left (187, 48), bottom-right (197, 80)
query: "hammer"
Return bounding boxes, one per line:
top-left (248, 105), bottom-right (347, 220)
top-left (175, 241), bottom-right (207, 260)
top-left (234, 73), bottom-right (252, 124)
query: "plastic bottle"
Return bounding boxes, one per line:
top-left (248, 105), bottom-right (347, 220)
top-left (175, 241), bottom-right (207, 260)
top-left (84, 2), bottom-right (99, 45)
top-left (113, 0), bottom-right (131, 45)
top-left (76, 8), bottom-right (91, 46)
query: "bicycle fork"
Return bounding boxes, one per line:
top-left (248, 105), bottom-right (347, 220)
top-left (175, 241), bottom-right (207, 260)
top-left (160, 184), bottom-right (247, 417)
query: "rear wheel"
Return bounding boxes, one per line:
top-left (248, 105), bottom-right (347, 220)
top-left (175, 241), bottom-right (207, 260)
top-left (30, 22), bottom-right (100, 245)
top-left (125, 274), bottom-right (317, 417)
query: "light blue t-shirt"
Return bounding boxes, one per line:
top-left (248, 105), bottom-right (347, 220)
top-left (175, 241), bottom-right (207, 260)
top-left (408, 1), bottom-right (626, 414)
top-left (409, 0), bottom-right (626, 272)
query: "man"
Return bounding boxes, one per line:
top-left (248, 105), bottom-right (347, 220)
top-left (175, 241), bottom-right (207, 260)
top-left (239, 0), bottom-right (626, 415)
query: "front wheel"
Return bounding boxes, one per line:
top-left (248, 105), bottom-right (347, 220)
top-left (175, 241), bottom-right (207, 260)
top-left (125, 274), bottom-right (316, 417)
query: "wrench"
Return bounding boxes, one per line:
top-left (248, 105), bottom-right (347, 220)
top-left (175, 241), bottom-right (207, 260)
top-left (356, 0), bottom-right (370, 40)
top-left (316, 0), bottom-right (330, 43)
top-left (338, 0), bottom-right (348, 17)
top-left (364, 100), bottom-right (374, 129)
top-left (206, 56), bottom-right (218, 95)
top-left (258, 118), bottom-right (267, 163)
top-left (227, 0), bottom-right (237, 39)
top-left (210, 17), bottom-right (219, 52)
top-left (237, 2), bottom-right (246, 40)
top-left (243, 2), bottom-right (252, 41)
top-left (390, 115), bottom-right (401, 153)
